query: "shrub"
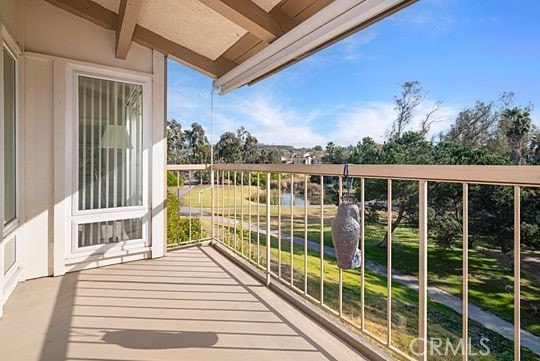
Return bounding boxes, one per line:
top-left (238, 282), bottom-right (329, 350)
top-left (167, 171), bottom-right (185, 187)
top-left (167, 191), bottom-right (203, 245)
top-left (428, 211), bottom-right (461, 249)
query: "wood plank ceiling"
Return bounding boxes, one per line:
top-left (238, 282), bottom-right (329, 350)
top-left (43, 0), bottom-right (334, 78)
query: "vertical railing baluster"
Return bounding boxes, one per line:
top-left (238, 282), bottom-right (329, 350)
top-left (304, 174), bottom-right (308, 295)
top-left (360, 177), bottom-right (365, 330)
top-left (514, 185), bottom-right (521, 361)
top-left (222, 171), bottom-right (226, 244)
top-left (214, 170), bottom-right (217, 242)
top-left (266, 173), bottom-right (272, 285)
top-left (227, 171), bottom-right (231, 247)
top-left (257, 173), bottom-right (261, 266)
top-left (215, 171), bottom-right (219, 242)
top-left (387, 179), bottom-right (392, 346)
top-left (320, 175), bottom-right (325, 304)
top-left (248, 172), bottom-right (253, 262)
top-left (278, 173), bottom-right (282, 279)
top-left (462, 183), bottom-right (469, 361)
top-left (189, 170), bottom-right (192, 243)
top-left (418, 180), bottom-right (428, 361)
top-left (177, 171), bottom-right (181, 240)
top-left (248, 172), bottom-right (252, 261)
top-left (241, 172), bottom-right (244, 256)
top-left (200, 171), bottom-right (203, 238)
top-left (234, 172), bottom-right (237, 252)
top-left (211, 169), bottom-right (215, 243)
top-left (338, 176), bottom-right (343, 317)
top-left (290, 174), bottom-right (295, 286)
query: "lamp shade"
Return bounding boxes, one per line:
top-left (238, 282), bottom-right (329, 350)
top-left (99, 125), bottom-right (133, 149)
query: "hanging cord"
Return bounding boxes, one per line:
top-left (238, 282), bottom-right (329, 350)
top-left (343, 163), bottom-right (354, 201)
top-left (200, 86), bottom-right (216, 203)
top-left (210, 86), bottom-right (215, 167)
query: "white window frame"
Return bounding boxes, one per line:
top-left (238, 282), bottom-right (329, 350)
top-left (1, 29), bottom-right (20, 239)
top-left (65, 63), bottom-right (152, 257)
top-left (1, 22), bottom-right (22, 311)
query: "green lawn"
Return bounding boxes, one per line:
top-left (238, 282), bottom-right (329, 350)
top-left (179, 185), bottom-right (540, 339)
top-left (287, 218), bottom-right (539, 337)
top-left (213, 225), bottom-right (538, 360)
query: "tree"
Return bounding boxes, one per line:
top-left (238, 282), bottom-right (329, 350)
top-left (215, 131), bottom-right (243, 163)
top-left (259, 148), bottom-right (281, 164)
top-left (184, 122), bottom-right (210, 164)
top-left (502, 107), bottom-right (532, 165)
top-left (389, 81), bottom-right (424, 138)
top-left (444, 101), bottom-right (500, 149)
top-left (238, 127), bottom-right (260, 163)
top-left (374, 132), bottom-right (434, 248)
top-left (349, 137), bottom-right (380, 164)
top-left (322, 142), bottom-right (349, 164)
top-left (167, 119), bottom-right (186, 164)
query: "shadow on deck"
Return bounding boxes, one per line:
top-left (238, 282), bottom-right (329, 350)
top-left (0, 245), bottom-right (364, 361)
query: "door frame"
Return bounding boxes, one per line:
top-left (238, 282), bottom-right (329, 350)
top-left (53, 59), bottom-right (154, 275)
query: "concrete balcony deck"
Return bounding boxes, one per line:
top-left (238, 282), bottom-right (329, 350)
top-left (0, 246), bottom-right (365, 361)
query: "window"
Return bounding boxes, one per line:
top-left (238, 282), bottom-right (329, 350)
top-left (78, 76), bottom-right (143, 211)
top-left (78, 218), bottom-right (143, 247)
top-left (3, 46), bottom-right (16, 226)
top-left (75, 75), bottom-right (146, 249)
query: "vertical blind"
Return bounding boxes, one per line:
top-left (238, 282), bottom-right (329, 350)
top-left (77, 76), bottom-right (144, 247)
top-left (78, 76), bottom-right (143, 211)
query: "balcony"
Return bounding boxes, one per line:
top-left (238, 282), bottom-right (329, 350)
top-left (1, 163), bottom-right (539, 361)
top-left (0, 245), bottom-right (368, 361)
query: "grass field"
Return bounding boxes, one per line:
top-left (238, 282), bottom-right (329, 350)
top-left (174, 185), bottom-right (540, 358)
top-left (212, 225), bottom-right (538, 360)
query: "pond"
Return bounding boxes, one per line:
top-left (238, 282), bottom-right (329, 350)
top-left (281, 192), bottom-right (310, 206)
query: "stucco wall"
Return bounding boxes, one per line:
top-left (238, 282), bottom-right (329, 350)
top-left (0, 0), bottom-right (24, 46)
top-left (19, 0), bottom-right (162, 280)
top-left (24, 0), bottom-right (153, 74)
top-left (22, 56), bottom-right (55, 279)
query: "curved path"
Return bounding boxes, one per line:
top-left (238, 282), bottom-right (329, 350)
top-left (205, 212), bottom-right (540, 354)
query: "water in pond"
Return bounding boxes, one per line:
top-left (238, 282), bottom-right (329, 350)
top-left (281, 192), bottom-right (310, 206)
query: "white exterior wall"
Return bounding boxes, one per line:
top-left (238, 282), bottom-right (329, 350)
top-left (0, 0), bottom-right (166, 313)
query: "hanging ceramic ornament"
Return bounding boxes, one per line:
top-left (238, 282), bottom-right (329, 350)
top-left (331, 165), bottom-right (361, 269)
top-left (331, 199), bottom-right (361, 269)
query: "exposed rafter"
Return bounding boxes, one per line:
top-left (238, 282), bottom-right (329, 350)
top-left (43, 0), bottom-right (237, 77)
top-left (116, 0), bottom-right (142, 59)
top-left (199, 0), bottom-right (296, 43)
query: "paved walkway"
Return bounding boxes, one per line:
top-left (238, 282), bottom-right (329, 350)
top-left (210, 214), bottom-right (540, 354)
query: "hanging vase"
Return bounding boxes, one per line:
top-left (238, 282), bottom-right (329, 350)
top-left (331, 199), bottom-right (361, 269)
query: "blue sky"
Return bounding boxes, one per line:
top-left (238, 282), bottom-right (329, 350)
top-left (168, 0), bottom-right (540, 147)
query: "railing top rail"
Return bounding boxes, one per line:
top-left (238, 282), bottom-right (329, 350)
top-left (166, 164), bottom-right (209, 171)
top-left (209, 163), bottom-right (540, 187)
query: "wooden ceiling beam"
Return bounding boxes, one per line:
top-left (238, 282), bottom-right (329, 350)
top-left (133, 26), bottom-right (237, 77)
top-left (43, 0), bottom-right (236, 77)
top-left (116, 0), bottom-right (142, 59)
top-left (44, 0), bottom-right (117, 30)
top-left (199, 0), bottom-right (296, 43)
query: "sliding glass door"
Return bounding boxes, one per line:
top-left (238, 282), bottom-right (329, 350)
top-left (72, 73), bottom-right (149, 254)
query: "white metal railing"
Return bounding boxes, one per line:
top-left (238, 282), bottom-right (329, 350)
top-left (166, 163), bottom-right (540, 361)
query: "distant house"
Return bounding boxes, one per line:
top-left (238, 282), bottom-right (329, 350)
top-left (281, 153), bottom-right (322, 165)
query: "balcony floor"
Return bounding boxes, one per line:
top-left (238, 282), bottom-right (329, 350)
top-left (0, 245), bottom-right (364, 361)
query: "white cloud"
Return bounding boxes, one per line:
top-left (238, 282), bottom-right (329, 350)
top-left (327, 102), bottom-right (395, 144)
top-left (167, 83), bottom-right (461, 148)
top-left (214, 92), bottom-right (326, 147)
